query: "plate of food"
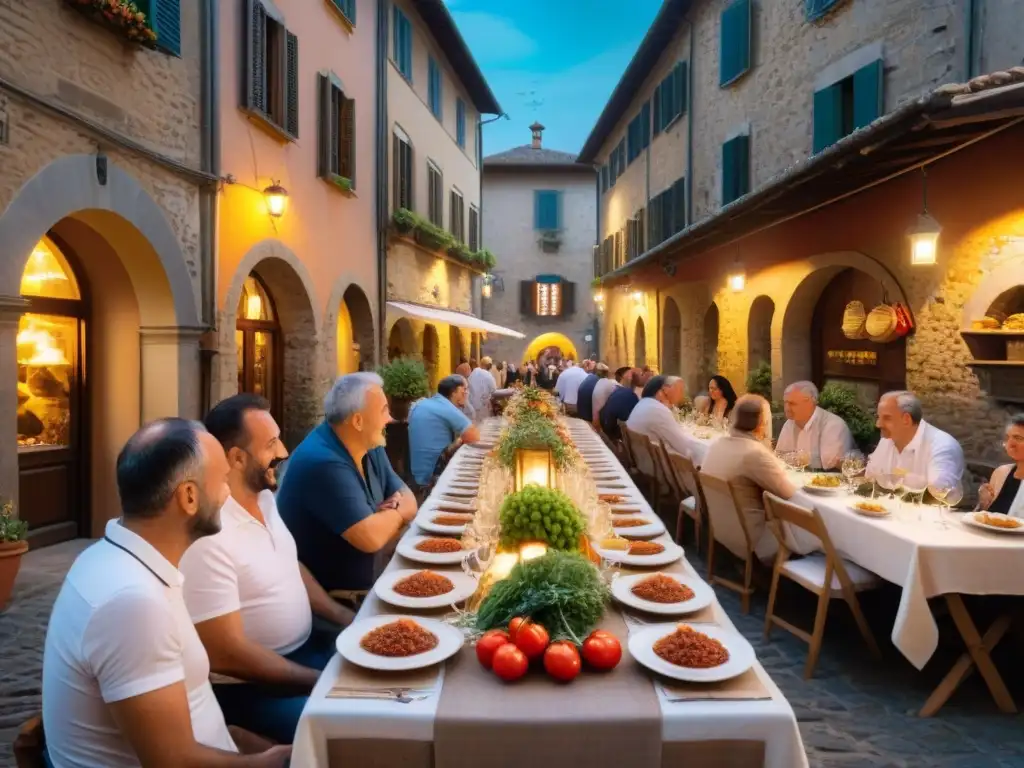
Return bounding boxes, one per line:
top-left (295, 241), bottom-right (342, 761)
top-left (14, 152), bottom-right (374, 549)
top-left (374, 569), bottom-right (479, 610)
top-left (439, 486), bottom-right (478, 499)
top-left (629, 623), bottom-right (755, 683)
top-left (803, 474), bottom-right (845, 495)
top-left (416, 511), bottom-right (474, 535)
top-left (611, 504), bottom-right (645, 514)
top-left (594, 538), bottom-right (684, 567)
top-left (962, 511), bottom-right (1024, 535)
top-left (598, 483), bottom-right (629, 492)
top-left (599, 493), bottom-right (628, 504)
top-left (397, 535), bottom-right (473, 565)
top-left (612, 572), bottom-right (715, 616)
top-left (610, 515), bottom-right (666, 538)
top-left (849, 500), bottom-right (890, 518)
top-left (691, 429), bottom-right (713, 441)
top-left (336, 615), bottom-right (465, 671)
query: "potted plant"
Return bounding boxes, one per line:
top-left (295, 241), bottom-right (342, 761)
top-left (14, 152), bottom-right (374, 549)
top-left (379, 357), bottom-right (430, 422)
top-left (818, 382), bottom-right (880, 453)
top-left (0, 501), bottom-right (28, 611)
top-left (392, 207), bottom-right (417, 235)
top-left (539, 230), bottom-right (562, 253)
top-left (447, 242), bottom-right (473, 264)
top-left (474, 248), bottom-right (497, 271)
top-left (414, 219), bottom-right (454, 252)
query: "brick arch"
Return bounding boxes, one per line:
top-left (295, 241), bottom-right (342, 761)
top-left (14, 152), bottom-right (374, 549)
top-left (963, 242), bottom-right (1024, 325)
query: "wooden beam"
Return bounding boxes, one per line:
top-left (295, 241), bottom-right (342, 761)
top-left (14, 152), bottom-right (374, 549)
top-left (926, 107), bottom-right (1024, 129)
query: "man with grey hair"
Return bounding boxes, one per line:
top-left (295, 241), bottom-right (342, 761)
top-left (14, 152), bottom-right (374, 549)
top-left (775, 380), bottom-right (855, 470)
top-left (625, 374), bottom-right (693, 459)
top-left (866, 390), bottom-right (964, 488)
top-left (278, 373), bottom-right (417, 598)
top-left (468, 355), bottom-right (497, 420)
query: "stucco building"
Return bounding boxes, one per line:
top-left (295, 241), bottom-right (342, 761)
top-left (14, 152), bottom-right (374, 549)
top-left (0, 0), bottom-right (214, 544)
top-left (580, 0), bottom-right (1024, 465)
top-left (481, 124), bottom-right (598, 365)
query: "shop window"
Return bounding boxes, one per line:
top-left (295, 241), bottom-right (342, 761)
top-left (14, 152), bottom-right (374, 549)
top-left (237, 275), bottom-right (281, 424)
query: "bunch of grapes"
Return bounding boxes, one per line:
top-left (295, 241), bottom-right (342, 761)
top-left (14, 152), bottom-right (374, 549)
top-left (499, 485), bottom-right (586, 552)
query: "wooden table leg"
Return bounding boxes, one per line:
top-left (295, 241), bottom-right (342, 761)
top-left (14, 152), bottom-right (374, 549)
top-left (919, 595), bottom-right (1015, 717)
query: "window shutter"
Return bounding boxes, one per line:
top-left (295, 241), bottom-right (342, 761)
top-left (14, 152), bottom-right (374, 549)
top-left (674, 61), bottom-right (688, 115)
top-left (722, 139), bottom-right (736, 205)
top-left (735, 135), bottom-right (751, 199)
top-left (344, 0), bottom-right (356, 24)
top-left (813, 84), bottom-right (843, 153)
top-left (636, 207), bottom-right (646, 254)
top-left (285, 32), bottom-right (299, 137)
top-left (340, 95), bottom-right (355, 183)
top-left (519, 281), bottom-right (534, 315)
top-left (533, 191), bottom-right (542, 229)
top-left (653, 85), bottom-right (662, 136)
top-left (853, 59), bottom-right (884, 130)
top-left (147, 0), bottom-right (181, 56)
top-left (720, 0), bottom-right (752, 87)
top-left (317, 74), bottom-right (332, 178)
top-left (618, 140), bottom-right (626, 171)
top-left (244, 0), bottom-right (266, 112)
top-left (672, 177), bottom-right (687, 233)
top-left (392, 7), bottom-right (401, 67)
top-left (661, 191), bottom-right (674, 242)
top-left (392, 135), bottom-right (400, 210)
top-left (563, 281), bottom-right (576, 317)
top-left (806, 0), bottom-right (843, 22)
top-left (640, 101), bottom-right (651, 149)
top-left (469, 207), bottom-right (479, 251)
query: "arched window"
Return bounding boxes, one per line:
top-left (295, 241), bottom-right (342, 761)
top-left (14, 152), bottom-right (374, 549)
top-left (237, 273), bottom-right (281, 422)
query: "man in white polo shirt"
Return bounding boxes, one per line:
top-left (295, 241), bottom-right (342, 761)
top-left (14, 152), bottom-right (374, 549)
top-left (42, 418), bottom-right (290, 767)
top-left (554, 359), bottom-right (588, 415)
top-left (181, 394), bottom-right (352, 745)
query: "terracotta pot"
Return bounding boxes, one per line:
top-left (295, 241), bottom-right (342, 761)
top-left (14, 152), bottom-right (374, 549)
top-left (0, 540), bottom-right (29, 611)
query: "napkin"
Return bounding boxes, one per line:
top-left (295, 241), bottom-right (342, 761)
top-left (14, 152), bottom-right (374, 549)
top-left (328, 662), bottom-right (441, 697)
top-left (658, 667), bottom-right (771, 702)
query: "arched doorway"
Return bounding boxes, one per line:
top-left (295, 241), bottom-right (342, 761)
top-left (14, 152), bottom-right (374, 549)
top-left (449, 325), bottom-right (465, 372)
top-left (634, 317), bottom-right (647, 368)
top-left (388, 318), bottom-right (415, 359)
top-left (422, 324), bottom-right (440, 388)
top-left (236, 273), bottom-right (281, 420)
top-left (337, 284), bottom-right (375, 374)
top-left (522, 332), bottom-right (579, 363)
top-left (662, 298), bottom-right (681, 376)
top-left (612, 324), bottom-right (622, 367)
top-left (701, 303), bottom-right (720, 390)
top-left (747, 296), bottom-right (775, 371)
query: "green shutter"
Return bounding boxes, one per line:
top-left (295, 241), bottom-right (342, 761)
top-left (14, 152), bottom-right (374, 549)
top-left (720, 0), bottom-right (751, 87)
top-left (813, 84), bottom-right (843, 153)
top-left (641, 102), bottom-right (651, 149)
top-left (674, 61), bottom-right (688, 115)
top-left (722, 135), bottom-right (749, 205)
top-left (853, 59), bottom-right (884, 130)
top-left (143, 0), bottom-right (181, 56)
top-left (735, 134), bottom-right (750, 197)
top-left (285, 32), bottom-right (299, 138)
top-left (652, 84), bottom-right (662, 136)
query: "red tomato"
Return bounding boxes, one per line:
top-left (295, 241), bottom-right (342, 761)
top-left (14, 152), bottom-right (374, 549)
top-left (543, 641), bottom-right (581, 682)
top-left (513, 621), bottom-right (550, 660)
top-left (582, 631), bottom-right (622, 670)
top-left (475, 630), bottom-right (510, 669)
top-left (508, 616), bottom-right (527, 641)
top-left (491, 643), bottom-right (529, 681)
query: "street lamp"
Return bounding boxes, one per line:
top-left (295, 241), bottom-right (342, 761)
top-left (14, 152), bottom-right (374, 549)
top-left (482, 275), bottom-right (492, 298)
top-left (908, 168), bottom-right (940, 266)
top-left (263, 182), bottom-right (289, 218)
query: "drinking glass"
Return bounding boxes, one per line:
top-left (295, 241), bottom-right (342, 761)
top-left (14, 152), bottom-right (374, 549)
top-left (877, 473), bottom-right (899, 502)
top-left (928, 479), bottom-right (962, 529)
top-left (841, 452), bottom-right (866, 491)
top-left (902, 473), bottom-right (929, 521)
top-left (793, 450), bottom-right (811, 473)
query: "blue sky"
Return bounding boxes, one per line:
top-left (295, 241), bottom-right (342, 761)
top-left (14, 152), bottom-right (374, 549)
top-left (444, 0), bottom-right (663, 156)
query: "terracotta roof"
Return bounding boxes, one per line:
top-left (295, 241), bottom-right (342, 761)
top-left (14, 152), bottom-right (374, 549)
top-left (483, 144), bottom-right (587, 170)
top-left (601, 68), bottom-right (1024, 282)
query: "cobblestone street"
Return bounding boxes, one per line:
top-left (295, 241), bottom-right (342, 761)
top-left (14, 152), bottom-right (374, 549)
top-left (1, 540), bottom-right (1022, 767)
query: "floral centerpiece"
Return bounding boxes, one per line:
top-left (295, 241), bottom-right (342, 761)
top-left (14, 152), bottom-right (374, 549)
top-left (497, 387), bottom-right (579, 471)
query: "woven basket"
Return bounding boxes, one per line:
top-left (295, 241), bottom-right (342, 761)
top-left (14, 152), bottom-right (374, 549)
top-left (842, 301), bottom-right (867, 340)
top-left (866, 304), bottom-right (899, 343)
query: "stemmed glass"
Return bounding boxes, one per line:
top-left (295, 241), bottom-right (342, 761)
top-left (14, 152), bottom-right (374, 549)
top-left (902, 473), bottom-right (929, 521)
top-left (928, 479), bottom-right (963, 529)
top-left (877, 472), bottom-right (900, 503)
top-left (792, 450), bottom-right (811, 474)
top-left (841, 452), bottom-right (866, 491)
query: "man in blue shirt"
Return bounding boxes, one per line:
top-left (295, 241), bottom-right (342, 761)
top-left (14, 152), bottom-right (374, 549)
top-left (576, 363), bottom-right (609, 423)
top-left (277, 373), bottom-right (418, 595)
top-left (600, 368), bottom-right (644, 439)
top-left (408, 375), bottom-right (480, 487)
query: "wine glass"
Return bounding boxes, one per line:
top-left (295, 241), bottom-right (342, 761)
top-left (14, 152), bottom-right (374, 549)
top-left (928, 479), bottom-right (962, 529)
top-left (877, 472), bottom-right (899, 502)
top-left (793, 450), bottom-right (811, 474)
top-left (902, 473), bottom-right (929, 521)
top-left (841, 452), bottom-right (866, 491)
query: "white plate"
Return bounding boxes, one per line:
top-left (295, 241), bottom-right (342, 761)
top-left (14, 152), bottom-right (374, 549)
top-left (598, 483), bottom-right (629, 492)
top-left (416, 513), bottom-right (472, 535)
top-left (611, 504), bottom-right (645, 514)
top-left (629, 623), bottom-right (756, 683)
top-left (612, 572), bottom-right (715, 616)
top-left (595, 540), bottom-right (684, 567)
top-left (847, 502), bottom-right (890, 518)
top-left (962, 512), bottom-right (1024, 535)
top-left (336, 614), bottom-right (465, 671)
top-left (374, 568), bottom-right (479, 609)
top-left (802, 481), bottom-right (845, 495)
top-left (397, 534), bottom-right (474, 565)
top-left (439, 487), bottom-right (478, 498)
top-left (609, 514), bottom-right (666, 538)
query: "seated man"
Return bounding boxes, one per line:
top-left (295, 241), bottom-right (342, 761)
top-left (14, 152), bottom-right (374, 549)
top-left (576, 363), bottom-right (608, 423)
top-left (775, 381), bottom-right (855, 469)
top-left (181, 395), bottom-right (354, 746)
top-left (600, 368), bottom-right (644, 439)
top-left (554, 359), bottom-right (587, 415)
top-left (593, 366), bottom-right (629, 428)
top-left (468, 357), bottom-right (497, 420)
top-left (625, 375), bottom-right (692, 458)
top-left (42, 418), bottom-right (289, 767)
top-left (278, 373), bottom-right (417, 600)
top-left (409, 375), bottom-right (481, 489)
top-left (866, 390), bottom-right (964, 488)
top-left (701, 396), bottom-right (819, 562)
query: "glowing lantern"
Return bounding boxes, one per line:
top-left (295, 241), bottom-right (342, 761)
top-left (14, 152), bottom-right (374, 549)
top-left (518, 542), bottom-right (548, 561)
top-left (908, 212), bottom-right (941, 266)
top-left (263, 183), bottom-right (289, 218)
top-left (514, 446), bottom-right (555, 491)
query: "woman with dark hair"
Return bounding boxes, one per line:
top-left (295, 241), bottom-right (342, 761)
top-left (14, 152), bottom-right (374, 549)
top-left (701, 375), bottom-right (737, 421)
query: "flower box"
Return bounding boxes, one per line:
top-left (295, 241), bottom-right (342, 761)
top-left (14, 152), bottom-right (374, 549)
top-left (65, 0), bottom-right (158, 47)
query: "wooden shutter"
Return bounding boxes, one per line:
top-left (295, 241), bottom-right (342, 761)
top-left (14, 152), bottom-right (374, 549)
top-left (618, 140), bottom-right (626, 171)
top-left (720, 0), bottom-right (752, 87)
top-left (317, 74), bottom-right (332, 178)
top-left (340, 95), bottom-right (355, 183)
top-left (660, 69), bottom-right (674, 127)
top-left (519, 281), bottom-right (534, 315)
top-left (640, 101), bottom-right (651, 149)
top-left (244, 0), bottom-right (266, 112)
top-left (672, 177), bottom-right (687, 233)
top-left (813, 84), bottom-right (843, 153)
top-left (148, 0), bottom-right (181, 56)
top-left (625, 218), bottom-right (635, 261)
top-left (392, 134), bottom-right (401, 210)
top-left (285, 32), bottom-right (299, 137)
top-left (469, 207), bottom-right (479, 251)
top-left (562, 281), bottom-right (576, 317)
top-left (722, 134), bottom-right (750, 205)
top-left (392, 7), bottom-right (401, 67)
top-left (636, 207), bottom-right (646, 254)
top-left (852, 59), bottom-right (884, 130)
top-left (806, 0), bottom-right (843, 22)
top-left (649, 195), bottom-right (662, 247)
top-left (344, 0), bottom-right (356, 23)
top-left (674, 61), bottom-right (688, 115)
top-left (661, 191), bottom-right (674, 242)
top-left (653, 84), bottom-right (662, 136)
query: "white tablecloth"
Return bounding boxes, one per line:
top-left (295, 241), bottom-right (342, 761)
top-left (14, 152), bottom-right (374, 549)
top-left (791, 480), bottom-right (1024, 669)
top-left (293, 418), bottom-right (808, 768)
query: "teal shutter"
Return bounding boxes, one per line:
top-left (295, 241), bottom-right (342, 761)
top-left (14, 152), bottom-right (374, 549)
top-left (722, 141), bottom-right (735, 205)
top-left (144, 0), bottom-right (181, 56)
top-left (345, 0), bottom-right (356, 24)
top-left (640, 101), bottom-right (651, 149)
top-left (720, 0), bottom-right (751, 87)
top-left (735, 134), bottom-right (750, 197)
top-left (674, 61), bottom-right (688, 115)
top-left (806, 0), bottom-right (843, 22)
top-left (853, 59), bottom-right (884, 130)
top-left (661, 69), bottom-right (675, 126)
top-left (722, 135), bottom-right (749, 205)
top-left (813, 84), bottom-right (843, 153)
top-left (534, 191), bottom-right (560, 230)
top-left (652, 85), bottom-right (662, 136)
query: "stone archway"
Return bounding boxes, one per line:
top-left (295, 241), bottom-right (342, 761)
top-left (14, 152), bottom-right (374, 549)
top-left (747, 296), bottom-right (774, 372)
top-left (388, 318), bottom-right (415, 359)
top-left (522, 332), bottom-right (579, 363)
top-left (662, 297), bottom-right (682, 376)
top-left (335, 284), bottom-right (375, 374)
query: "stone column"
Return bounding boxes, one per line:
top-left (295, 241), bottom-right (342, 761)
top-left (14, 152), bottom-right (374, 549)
top-left (138, 326), bottom-right (204, 422)
top-left (0, 296), bottom-right (29, 515)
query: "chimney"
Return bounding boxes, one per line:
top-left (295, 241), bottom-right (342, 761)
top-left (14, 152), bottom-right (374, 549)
top-left (530, 121), bottom-right (545, 149)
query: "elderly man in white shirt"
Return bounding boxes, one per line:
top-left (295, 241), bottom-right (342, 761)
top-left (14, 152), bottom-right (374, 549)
top-left (775, 381), bottom-right (856, 470)
top-left (625, 375), bottom-right (694, 459)
top-left (181, 394), bottom-right (353, 746)
top-left (866, 391), bottom-right (964, 489)
top-left (42, 418), bottom-right (290, 767)
top-left (554, 359), bottom-right (588, 413)
top-left (468, 356), bottom-right (497, 420)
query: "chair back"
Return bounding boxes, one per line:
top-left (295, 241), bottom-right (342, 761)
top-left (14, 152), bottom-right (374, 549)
top-left (761, 492), bottom-right (832, 563)
top-left (625, 427), bottom-right (659, 481)
top-left (666, 449), bottom-right (705, 517)
top-left (596, 428), bottom-right (624, 462)
top-left (698, 472), bottom-right (754, 560)
top-left (13, 716), bottom-right (45, 768)
top-left (617, 420), bottom-right (637, 469)
top-left (653, 443), bottom-right (683, 499)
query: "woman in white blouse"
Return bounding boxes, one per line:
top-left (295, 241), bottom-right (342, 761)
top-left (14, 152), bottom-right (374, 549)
top-left (978, 414), bottom-right (1024, 516)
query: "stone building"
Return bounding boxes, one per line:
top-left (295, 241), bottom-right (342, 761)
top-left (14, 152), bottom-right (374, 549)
top-left (383, 0), bottom-right (519, 388)
top-left (0, 0), bottom-right (214, 543)
top-left (580, 0), bottom-right (1024, 464)
top-left (214, 0), bottom-right (378, 450)
top-left (481, 124), bottom-right (598, 365)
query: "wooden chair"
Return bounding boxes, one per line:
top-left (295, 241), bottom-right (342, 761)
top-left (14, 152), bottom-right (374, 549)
top-left (617, 420), bottom-right (637, 471)
top-left (13, 715), bottom-right (45, 768)
top-left (663, 447), bottom-right (704, 550)
top-left (623, 427), bottom-right (662, 506)
top-left (698, 472), bottom-right (757, 614)
top-left (762, 491), bottom-right (882, 678)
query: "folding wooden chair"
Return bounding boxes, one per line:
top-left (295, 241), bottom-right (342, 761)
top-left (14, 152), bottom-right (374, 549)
top-left (13, 715), bottom-right (45, 768)
top-left (663, 447), bottom-right (704, 550)
top-left (762, 491), bottom-right (882, 678)
top-left (623, 427), bottom-right (662, 506)
top-left (698, 472), bottom-right (757, 614)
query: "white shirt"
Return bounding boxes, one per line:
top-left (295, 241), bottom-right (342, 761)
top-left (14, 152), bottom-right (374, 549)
top-left (592, 379), bottom-right (620, 422)
top-left (866, 420), bottom-right (965, 489)
top-left (625, 397), bottom-right (693, 460)
top-left (775, 406), bottom-right (856, 470)
top-left (467, 367), bottom-right (496, 420)
top-left (180, 491), bottom-right (311, 655)
top-left (554, 365), bottom-right (588, 405)
top-left (43, 520), bottom-right (236, 767)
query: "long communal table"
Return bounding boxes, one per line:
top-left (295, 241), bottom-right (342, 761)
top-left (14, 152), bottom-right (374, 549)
top-left (292, 417), bottom-right (809, 768)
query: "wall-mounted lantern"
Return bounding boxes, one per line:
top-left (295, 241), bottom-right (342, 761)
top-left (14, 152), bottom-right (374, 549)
top-left (908, 168), bottom-right (940, 266)
top-left (263, 182), bottom-right (289, 218)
